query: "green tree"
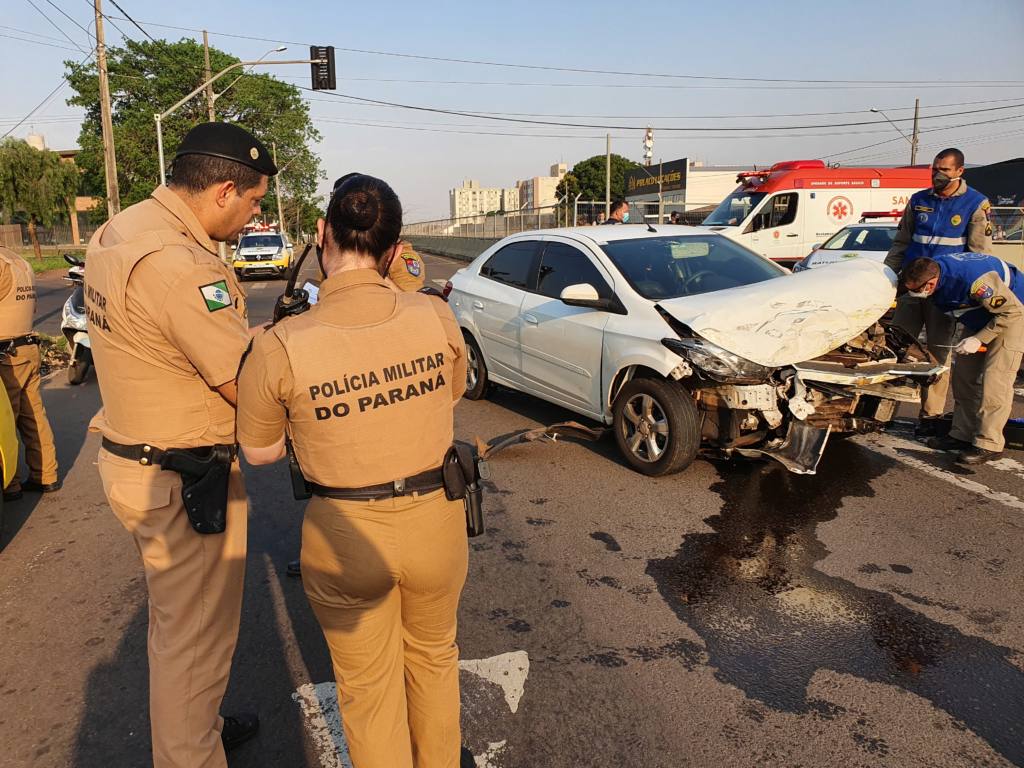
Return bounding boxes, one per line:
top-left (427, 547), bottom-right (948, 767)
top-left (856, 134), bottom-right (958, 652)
top-left (555, 154), bottom-right (641, 202)
top-left (64, 38), bottom-right (323, 232)
top-left (0, 139), bottom-right (79, 258)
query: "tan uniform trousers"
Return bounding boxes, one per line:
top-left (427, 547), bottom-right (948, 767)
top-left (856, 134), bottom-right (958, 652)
top-left (891, 293), bottom-right (956, 418)
top-left (301, 488), bottom-right (468, 768)
top-left (97, 449), bottom-right (248, 768)
top-left (949, 330), bottom-right (1024, 451)
top-left (0, 344), bottom-right (58, 493)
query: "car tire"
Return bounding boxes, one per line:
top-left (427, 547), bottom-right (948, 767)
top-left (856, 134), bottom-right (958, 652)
top-left (463, 333), bottom-right (489, 400)
top-left (612, 378), bottom-right (700, 476)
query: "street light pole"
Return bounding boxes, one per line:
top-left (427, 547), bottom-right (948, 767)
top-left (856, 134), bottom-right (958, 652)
top-left (870, 106), bottom-right (917, 165)
top-left (272, 142), bottom-right (285, 233)
top-left (202, 30), bottom-right (215, 122)
top-left (154, 55), bottom-right (320, 185)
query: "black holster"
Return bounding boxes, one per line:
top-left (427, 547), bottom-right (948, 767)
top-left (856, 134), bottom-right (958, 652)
top-left (442, 442), bottom-right (487, 537)
top-left (286, 437), bottom-right (312, 500)
top-left (159, 446), bottom-right (234, 534)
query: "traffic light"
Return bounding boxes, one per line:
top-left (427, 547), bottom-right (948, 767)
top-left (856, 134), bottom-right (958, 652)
top-left (310, 46), bottom-right (336, 90)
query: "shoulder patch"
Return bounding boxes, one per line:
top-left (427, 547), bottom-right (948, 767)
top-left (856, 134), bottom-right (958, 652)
top-left (403, 256), bottom-right (422, 277)
top-left (199, 280), bottom-right (232, 312)
top-left (971, 279), bottom-right (994, 302)
top-left (990, 295), bottom-right (1007, 309)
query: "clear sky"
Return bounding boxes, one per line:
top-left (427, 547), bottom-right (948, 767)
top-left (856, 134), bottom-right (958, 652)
top-left (3, 0), bottom-right (1023, 220)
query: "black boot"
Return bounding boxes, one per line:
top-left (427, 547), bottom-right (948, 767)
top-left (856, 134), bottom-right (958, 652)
top-left (221, 712), bottom-right (259, 752)
top-left (957, 446), bottom-right (1001, 466)
top-left (460, 746), bottom-right (475, 767)
top-left (286, 559), bottom-right (302, 578)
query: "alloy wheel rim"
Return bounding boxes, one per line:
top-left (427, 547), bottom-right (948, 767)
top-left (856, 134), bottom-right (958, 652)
top-left (620, 393), bottom-right (669, 463)
top-left (467, 346), bottom-right (480, 390)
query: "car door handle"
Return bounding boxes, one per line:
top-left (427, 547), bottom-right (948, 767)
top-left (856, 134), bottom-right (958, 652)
top-left (472, 301), bottom-right (484, 310)
top-left (786, 233), bottom-right (799, 237)
top-left (523, 314), bottom-right (539, 325)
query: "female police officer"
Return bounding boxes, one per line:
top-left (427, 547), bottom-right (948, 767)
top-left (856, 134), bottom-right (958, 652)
top-left (236, 174), bottom-right (469, 767)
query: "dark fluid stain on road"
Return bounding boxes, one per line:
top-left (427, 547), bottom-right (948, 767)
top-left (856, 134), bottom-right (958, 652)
top-left (889, 564), bottom-right (914, 574)
top-left (590, 531), bottom-right (623, 552)
top-left (646, 440), bottom-right (1024, 765)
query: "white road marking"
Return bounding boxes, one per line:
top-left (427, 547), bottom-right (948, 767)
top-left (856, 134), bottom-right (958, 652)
top-left (858, 433), bottom-right (1024, 512)
top-left (252, 281), bottom-right (268, 290)
top-left (432, 278), bottom-right (448, 287)
top-left (293, 651), bottom-right (529, 768)
top-left (987, 456), bottom-right (1024, 480)
top-left (459, 650), bottom-right (530, 714)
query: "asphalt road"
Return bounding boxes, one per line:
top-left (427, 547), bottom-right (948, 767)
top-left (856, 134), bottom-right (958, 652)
top-left (4, 252), bottom-right (1024, 767)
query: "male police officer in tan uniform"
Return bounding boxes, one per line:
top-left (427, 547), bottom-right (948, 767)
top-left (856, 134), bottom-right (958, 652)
top-left (86, 123), bottom-right (274, 767)
top-left (238, 174), bottom-right (470, 768)
top-left (0, 246), bottom-right (59, 500)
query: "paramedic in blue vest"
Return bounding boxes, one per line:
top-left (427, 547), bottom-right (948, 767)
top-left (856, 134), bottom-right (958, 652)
top-left (884, 148), bottom-right (992, 438)
top-left (901, 253), bottom-right (1022, 464)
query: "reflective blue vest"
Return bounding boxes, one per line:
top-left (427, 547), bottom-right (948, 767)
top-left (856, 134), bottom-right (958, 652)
top-left (931, 252), bottom-right (1023, 333)
top-left (902, 184), bottom-right (987, 268)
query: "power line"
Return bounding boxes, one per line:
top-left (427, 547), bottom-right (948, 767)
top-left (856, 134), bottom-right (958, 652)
top-left (105, 0), bottom-right (156, 42)
top-left (0, 31), bottom-right (82, 52)
top-left (0, 23), bottom-right (76, 44)
top-left (24, 0), bottom-right (88, 53)
top-left (100, 16), bottom-right (1024, 87)
top-left (41, 0), bottom-right (92, 38)
top-left (299, 87), bottom-right (1024, 132)
top-left (1, 46), bottom-right (96, 139)
top-left (824, 113), bottom-right (1024, 161)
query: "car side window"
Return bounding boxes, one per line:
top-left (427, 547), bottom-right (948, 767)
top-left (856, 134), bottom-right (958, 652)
top-left (480, 241), bottom-right (539, 289)
top-left (536, 242), bottom-right (612, 300)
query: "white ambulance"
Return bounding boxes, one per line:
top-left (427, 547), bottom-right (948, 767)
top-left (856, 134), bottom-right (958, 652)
top-left (701, 160), bottom-right (930, 267)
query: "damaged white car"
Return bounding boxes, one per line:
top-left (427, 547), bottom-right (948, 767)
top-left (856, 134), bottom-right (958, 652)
top-left (447, 227), bottom-right (944, 475)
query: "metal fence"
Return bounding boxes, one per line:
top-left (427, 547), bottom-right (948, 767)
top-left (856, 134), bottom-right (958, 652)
top-left (403, 201), bottom-right (708, 239)
top-left (5, 221), bottom-right (100, 248)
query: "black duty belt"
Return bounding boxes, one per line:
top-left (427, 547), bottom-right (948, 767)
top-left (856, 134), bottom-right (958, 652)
top-left (311, 467), bottom-right (445, 501)
top-left (0, 334), bottom-right (39, 354)
top-left (101, 437), bottom-right (238, 466)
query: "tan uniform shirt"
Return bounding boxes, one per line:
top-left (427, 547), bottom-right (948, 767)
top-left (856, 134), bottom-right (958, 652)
top-left (0, 247), bottom-right (37, 338)
top-left (237, 269), bottom-right (467, 487)
top-left (85, 186), bottom-right (250, 448)
top-left (885, 181), bottom-right (992, 272)
top-left (387, 242), bottom-right (426, 292)
top-left (965, 271), bottom-right (1024, 347)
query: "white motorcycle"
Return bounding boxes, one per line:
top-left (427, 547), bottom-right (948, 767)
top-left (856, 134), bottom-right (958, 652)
top-left (60, 254), bottom-right (91, 386)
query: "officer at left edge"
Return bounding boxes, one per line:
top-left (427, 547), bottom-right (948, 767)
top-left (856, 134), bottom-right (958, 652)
top-left (0, 245), bottom-right (59, 500)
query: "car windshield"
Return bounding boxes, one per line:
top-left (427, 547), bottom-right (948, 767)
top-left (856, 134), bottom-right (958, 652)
top-left (702, 191), bottom-right (766, 226)
top-left (239, 235), bottom-right (283, 249)
top-left (600, 235), bottom-right (784, 300)
top-left (821, 226), bottom-right (896, 251)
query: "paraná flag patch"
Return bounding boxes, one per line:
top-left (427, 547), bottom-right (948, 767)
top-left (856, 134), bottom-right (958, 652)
top-left (199, 280), bottom-right (232, 312)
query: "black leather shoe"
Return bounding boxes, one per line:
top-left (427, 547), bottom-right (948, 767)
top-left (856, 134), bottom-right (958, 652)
top-left (21, 479), bottom-right (61, 493)
top-left (956, 446), bottom-right (1000, 466)
top-left (914, 416), bottom-right (947, 439)
top-left (221, 713), bottom-right (259, 752)
top-left (460, 746), bottom-right (475, 767)
top-left (926, 434), bottom-right (970, 452)
top-left (3, 489), bottom-right (22, 501)
top-left (286, 559), bottom-right (302, 578)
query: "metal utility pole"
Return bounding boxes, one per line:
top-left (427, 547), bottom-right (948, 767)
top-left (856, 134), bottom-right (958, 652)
top-left (203, 30), bottom-right (215, 122)
top-left (272, 142), bottom-right (285, 233)
top-left (605, 133), bottom-right (611, 218)
top-left (910, 98), bottom-right (920, 165)
top-left (94, 0), bottom-right (120, 217)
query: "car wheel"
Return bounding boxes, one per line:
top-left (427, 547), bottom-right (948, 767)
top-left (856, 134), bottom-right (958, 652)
top-left (463, 333), bottom-right (489, 400)
top-left (612, 378), bottom-right (700, 476)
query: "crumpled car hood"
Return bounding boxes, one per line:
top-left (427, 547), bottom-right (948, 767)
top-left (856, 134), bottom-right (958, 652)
top-left (657, 260), bottom-right (897, 367)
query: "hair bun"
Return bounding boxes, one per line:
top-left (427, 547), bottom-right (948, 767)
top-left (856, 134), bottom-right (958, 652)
top-left (339, 190), bottom-right (379, 231)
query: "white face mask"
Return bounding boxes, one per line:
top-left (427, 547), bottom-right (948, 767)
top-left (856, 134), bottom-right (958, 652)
top-left (906, 289), bottom-right (931, 298)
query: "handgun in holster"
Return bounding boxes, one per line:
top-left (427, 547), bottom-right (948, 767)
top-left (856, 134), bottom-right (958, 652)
top-left (286, 436), bottom-right (312, 500)
top-left (158, 445), bottom-right (235, 534)
top-left (442, 442), bottom-right (489, 537)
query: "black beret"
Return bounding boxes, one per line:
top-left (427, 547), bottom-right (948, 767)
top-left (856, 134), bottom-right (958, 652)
top-left (174, 122), bottom-right (278, 176)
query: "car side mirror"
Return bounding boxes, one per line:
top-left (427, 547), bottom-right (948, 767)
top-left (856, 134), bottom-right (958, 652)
top-left (559, 283), bottom-right (626, 314)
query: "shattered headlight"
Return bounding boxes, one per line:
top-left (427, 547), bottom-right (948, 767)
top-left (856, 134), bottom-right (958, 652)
top-left (662, 337), bottom-right (772, 380)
